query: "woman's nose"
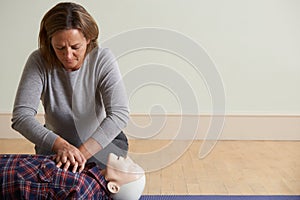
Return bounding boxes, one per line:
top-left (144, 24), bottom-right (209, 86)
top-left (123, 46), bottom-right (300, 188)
top-left (65, 48), bottom-right (73, 59)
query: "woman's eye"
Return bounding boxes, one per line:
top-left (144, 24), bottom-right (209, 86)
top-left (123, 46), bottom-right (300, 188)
top-left (56, 47), bottom-right (64, 50)
top-left (72, 46), bottom-right (80, 50)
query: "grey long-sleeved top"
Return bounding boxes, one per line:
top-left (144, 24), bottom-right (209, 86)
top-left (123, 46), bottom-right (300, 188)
top-left (11, 47), bottom-right (129, 154)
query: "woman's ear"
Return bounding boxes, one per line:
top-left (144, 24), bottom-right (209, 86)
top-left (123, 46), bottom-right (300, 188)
top-left (107, 182), bottom-right (120, 194)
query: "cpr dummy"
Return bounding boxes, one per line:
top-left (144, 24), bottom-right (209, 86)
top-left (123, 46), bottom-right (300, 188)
top-left (102, 153), bottom-right (146, 200)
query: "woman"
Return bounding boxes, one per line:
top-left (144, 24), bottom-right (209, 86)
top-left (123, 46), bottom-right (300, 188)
top-left (11, 2), bottom-right (129, 172)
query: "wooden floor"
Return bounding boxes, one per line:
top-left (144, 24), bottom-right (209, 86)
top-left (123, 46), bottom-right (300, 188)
top-left (0, 139), bottom-right (299, 195)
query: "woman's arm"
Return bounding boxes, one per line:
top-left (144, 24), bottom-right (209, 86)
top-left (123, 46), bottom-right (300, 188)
top-left (81, 48), bottom-right (129, 157)
top-left (11, 51), bottom-right (58, 150)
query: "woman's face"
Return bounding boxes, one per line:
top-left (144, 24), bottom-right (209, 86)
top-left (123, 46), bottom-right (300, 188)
top-left (51, 29), bottom-right (90, 71)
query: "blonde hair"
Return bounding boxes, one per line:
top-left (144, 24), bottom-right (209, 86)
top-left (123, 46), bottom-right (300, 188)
top-left (39, 2), bottom-right (99, 69)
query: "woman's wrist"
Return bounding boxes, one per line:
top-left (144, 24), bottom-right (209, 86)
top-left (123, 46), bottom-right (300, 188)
top-left (79, 138), bottom-right (102, 160)
top-left (52, 137), bottom-right (68, 153)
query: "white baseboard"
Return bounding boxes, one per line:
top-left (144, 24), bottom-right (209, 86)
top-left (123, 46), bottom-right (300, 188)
top-left (126, 114), bottom-right (300, 140)
top-left (1, 113), bottom-right (300, 140)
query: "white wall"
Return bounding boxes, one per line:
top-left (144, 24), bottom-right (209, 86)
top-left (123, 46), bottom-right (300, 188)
top-left (1, 0), bottom-right (300, 115)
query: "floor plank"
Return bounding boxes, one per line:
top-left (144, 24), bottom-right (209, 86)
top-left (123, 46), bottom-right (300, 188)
top-left (0, 139), bottom-right (299, 195)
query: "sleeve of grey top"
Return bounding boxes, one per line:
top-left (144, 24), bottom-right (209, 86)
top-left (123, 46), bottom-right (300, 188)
top-left (91, 49), bottom-right (129, 148)
top-left (11, 51), bottom-right (58, 150)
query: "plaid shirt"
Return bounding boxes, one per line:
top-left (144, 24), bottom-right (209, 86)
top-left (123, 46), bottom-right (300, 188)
top-left (0, 154), bottom-right (111, 200)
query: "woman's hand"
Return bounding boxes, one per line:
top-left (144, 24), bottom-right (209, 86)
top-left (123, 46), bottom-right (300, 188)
top-left (52, 137), bottom-right (86, 173)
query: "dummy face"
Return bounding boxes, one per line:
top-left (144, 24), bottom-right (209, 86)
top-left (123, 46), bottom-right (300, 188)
top-left (51, 29), bottom-right (90, 71)
top-left (103, 153), bottom-right (145, 194)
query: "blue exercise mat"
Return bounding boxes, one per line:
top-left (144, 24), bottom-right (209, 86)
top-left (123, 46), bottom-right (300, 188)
top-left (140, 195), bottom-right (300, 200)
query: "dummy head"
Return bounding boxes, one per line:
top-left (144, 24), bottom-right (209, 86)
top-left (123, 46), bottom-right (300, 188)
top-left (102, 153), bottom-right (145, 200)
